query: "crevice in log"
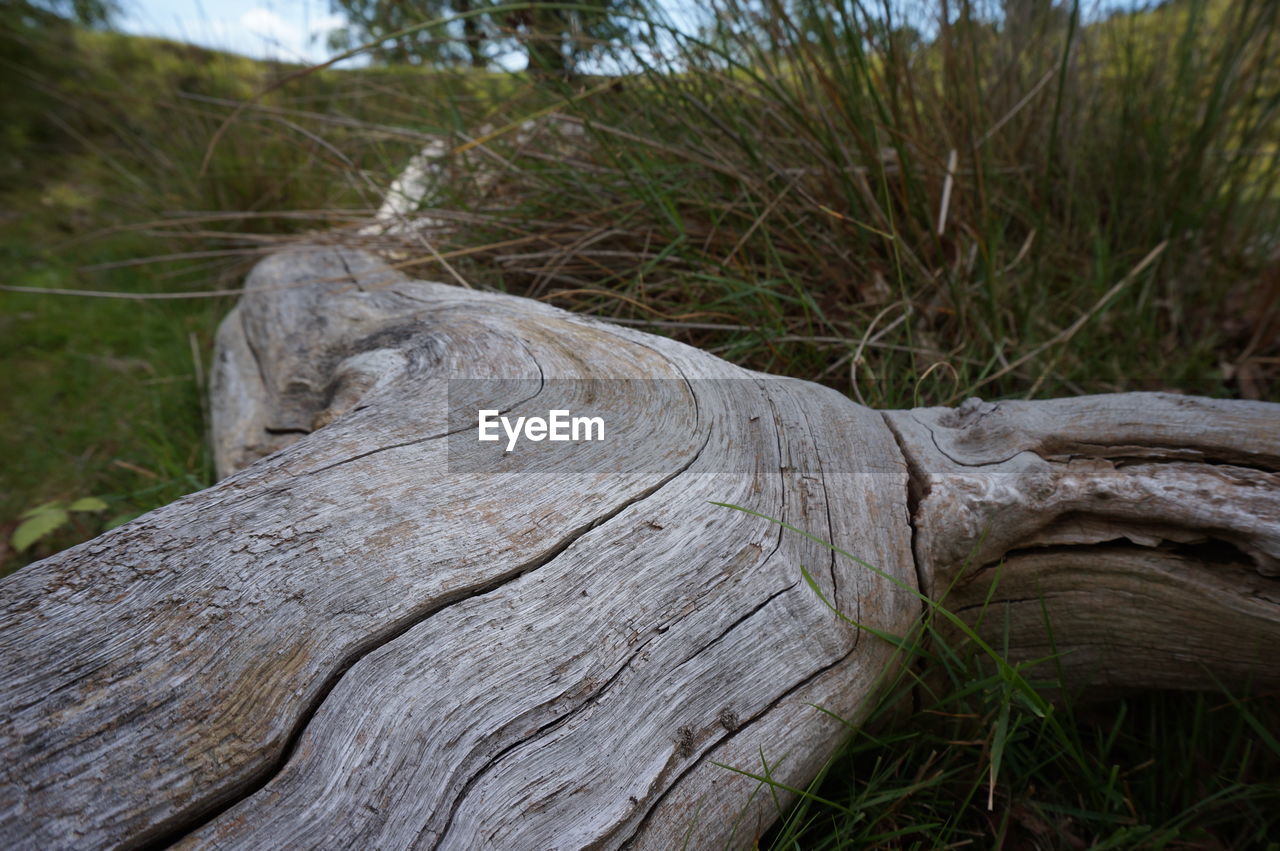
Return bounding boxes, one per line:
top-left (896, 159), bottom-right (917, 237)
top-left (335, 250), bottom-right (359, 291)
top-left (880, 411), bottom-right (929, 600)
top-left (918, 408), bottom-right (1280, 475)
top-left (144, 429), bottom-right (714, 851)
top-left (967, 508), bottom-right (1279, 582)
top-left (1002, 538), bottom-right (1278, 584)
top-left (616, 638), bottom-right (868, 849)
top-left (949, 595), bottom-right (1049, 616)
top-left (801, 397), bottom-right (849, 633)
top-left (672, 581), bottom-right (799, 674)
top-left (238, 307), bottom-right (271, 393)
top-left (1168, 536), bottom-right (1270, 568)
top-left (1043, 443), bottom-right (1280, 473)
top-left (881, 410), bottom-right (937, 721)
top-left (954, 538), bottom-right (1280, 601)
top-left (431, 579), bottom-right (800, 850)
top-left (428, 633), bottom-right (667, 850)
top-left (947, 538), bottom-right (1280, 616)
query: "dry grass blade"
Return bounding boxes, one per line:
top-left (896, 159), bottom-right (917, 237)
top-left (957, 241), bottom-right (1169, 402)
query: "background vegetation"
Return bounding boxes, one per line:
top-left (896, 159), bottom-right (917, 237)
top-left (1, 0), bottom-right (1277, 846)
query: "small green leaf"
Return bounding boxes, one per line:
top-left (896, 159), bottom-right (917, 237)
top-left (12, 508), bottom-right (70, 552)
top-left (19, 501), bottom-right (64, 520)
top-left (68, 497), bottom-right (109, 513)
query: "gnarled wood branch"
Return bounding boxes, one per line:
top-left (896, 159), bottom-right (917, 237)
top-left (1, 247), bottom-right (1277, 849)
top-left (885, 398), bottom-right (1280, 693)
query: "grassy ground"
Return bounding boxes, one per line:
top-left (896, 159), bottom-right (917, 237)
top-left (0, 219), bottom-right (225, 559)
top-left (713, 512), bottom-right (1280, 849)
top-left (766, 611), bottom-right (1280, 848)
top-left (0, 26), bottom-right (508, 567)
top-left (2, 0), bottom-right (1279, 846)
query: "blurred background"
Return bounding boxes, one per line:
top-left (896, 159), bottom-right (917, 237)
top-left (2, 0), bottom-right (1278, 844)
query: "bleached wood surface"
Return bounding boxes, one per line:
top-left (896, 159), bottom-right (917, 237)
top-left (883, 397), bottom-right (1280, 692)
top-left (1, 248), bottom-right (916, 848)
top-left (1, 246), bottom-right (1277, 848)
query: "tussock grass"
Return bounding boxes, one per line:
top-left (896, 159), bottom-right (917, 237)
top-left (725, 506), bottom-right (1280, 849)
top-left (361, 0), bottom-right (1280, 408)
top-left (761, 630), bottom-right (1280, 848)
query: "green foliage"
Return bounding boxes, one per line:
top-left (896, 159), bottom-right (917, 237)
top-left (2, 0), bottom-right (118, 28)
top-left (0, 1), bottom-right (121, 180)
top-left (327, 0), bottom-right (635, 75)
top-left (402, 0), bottom-right (1278, 405)
top-left (328, 0), bottom-right (489, 67)
top-left (12, 496), bottom-right (107, 552)
top-left (0, 222), bottom-right (224, 574)
top-left (723, 505), bottom-right (1280, 849)
top-left (12, 505), bottom-right (70, 553)
top-left (0, 19), bottom-right (531, 576)
top-left (762, 654), bottom-right (1280, 848)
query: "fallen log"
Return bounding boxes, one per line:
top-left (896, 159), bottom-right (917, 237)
top-left (1, 246), bottom-right (1277, 849)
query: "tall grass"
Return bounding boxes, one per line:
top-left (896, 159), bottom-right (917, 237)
top-left (378, 0), bottom-right (1280, 407)
top-left (0, 29), bottom-right (515, 570)
top-left (761, 619), bottom-right (1280, 848)
top-left (723, 506), bottom-right (1280, 849)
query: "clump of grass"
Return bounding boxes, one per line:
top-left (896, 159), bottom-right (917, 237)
top-left (763, 634), bottom-right (1280, 848)
top-left (723, 507), bottom-right (1280, 849)
top-left (381, 0), bottom-right (1280, 407)
top-left (0, 29), bottom-right (523, 573)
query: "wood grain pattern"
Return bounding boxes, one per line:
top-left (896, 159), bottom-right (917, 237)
top-left (883, 397), bottom-right (1280, 692)
top-left (2, 247), bottom-right (1277, 848)
top-left (2, 248), bottom-right (915, 849)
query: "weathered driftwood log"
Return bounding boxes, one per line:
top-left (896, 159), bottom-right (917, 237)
top-left (1, 246), bottom-right (1277, 849)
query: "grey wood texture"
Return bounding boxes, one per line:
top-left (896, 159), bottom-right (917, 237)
top-left (3, 248), bottom-right (915, 849)
top-left (2, 247), bottom-right (1276, 848)
top-left (884, 397), bottom-right (1280, 692)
